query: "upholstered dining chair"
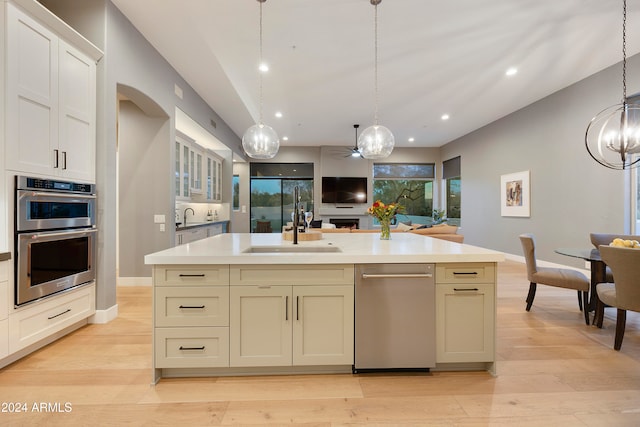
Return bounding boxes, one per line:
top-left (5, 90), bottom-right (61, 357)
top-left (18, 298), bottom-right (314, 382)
top-left (590, 233), bottom-right (640, 282)
top-left (595, 245), bottom-right (640, 350)
top-left (519, 234), bottom-right (590, 325)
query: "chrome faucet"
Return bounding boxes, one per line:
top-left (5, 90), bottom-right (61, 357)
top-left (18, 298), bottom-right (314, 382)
top-left (183, 208), bottom-right (195, 226)
top-left (293, 186), bottom-right (299, 244)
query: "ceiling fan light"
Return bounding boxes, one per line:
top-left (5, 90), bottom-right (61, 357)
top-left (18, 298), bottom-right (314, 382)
top-left (358, 124), bottom-right (395, 159)
top-left (242, 122), bottom-right (280, 159)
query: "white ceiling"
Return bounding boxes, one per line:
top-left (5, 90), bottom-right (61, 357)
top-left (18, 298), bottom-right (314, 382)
top-left (110, 0), bottom-right (640, 150)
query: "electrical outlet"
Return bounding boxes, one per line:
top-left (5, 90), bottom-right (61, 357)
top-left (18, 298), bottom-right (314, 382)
top-left (159, 224), bottom-right (165, 232)
top-left (154, 214), bottom-right (166, 224)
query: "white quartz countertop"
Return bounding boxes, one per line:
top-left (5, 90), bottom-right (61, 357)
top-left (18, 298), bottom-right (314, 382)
top-left (145, 233), bottom-right (505, 265)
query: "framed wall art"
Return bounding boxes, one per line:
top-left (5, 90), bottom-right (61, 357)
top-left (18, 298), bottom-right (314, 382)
top-left (500, 170), bottom-right (530, 217)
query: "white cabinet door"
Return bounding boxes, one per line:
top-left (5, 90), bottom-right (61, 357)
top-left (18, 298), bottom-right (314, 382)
top-left (436, 283), bottom-right (495, 363)
top-left (175, 137), bottom-right (190, 199)
top-left (205, 152), bottom-right (223, 202)
top-left (58, 40), bottom-right (96, 182)
top-left (292, 285), bottom-right (354, 366)
top-left (6, 4), bottom-right (96, 181)
top-left (6, 4), bottom-right (59, 177)
top-left (229, 286), bottom-right (292, 367)
top-left (189, 148), bottom-right (203, 194)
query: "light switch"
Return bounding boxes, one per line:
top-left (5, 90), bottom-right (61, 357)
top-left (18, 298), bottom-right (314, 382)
top-left (241, 205), bottom-right (247, 213)
top-left (154, 214), bottom-right (166, 224)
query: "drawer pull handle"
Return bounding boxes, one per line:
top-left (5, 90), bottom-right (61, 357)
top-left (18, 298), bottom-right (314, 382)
top-left (453, 272), bottom-right (478, 276)
top-left (285, 296), bottom-right (289, 321)
top-left (179, 305), bottom-right (205, 309)
top-left (48, 308), bottom-right (71, 320)
top-left (361, 273), bottom-right (433, 279)
top-left (179, 274), bottom-right (206, 277)
top-left (296, 296), bottom-right (300, 321)
top-left (454, 288), bottom-right (479, 292)
top-left (179, 346), bottom-right (205, 351)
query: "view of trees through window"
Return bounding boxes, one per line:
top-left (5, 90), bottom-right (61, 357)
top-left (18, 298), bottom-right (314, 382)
top-left (373, 164), bottom-right (434, 225)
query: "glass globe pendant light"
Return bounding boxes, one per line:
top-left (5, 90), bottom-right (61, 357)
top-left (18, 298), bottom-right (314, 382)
top-left (585, 0), bottom-right (640, 170)
top-left (358, 0), bottom-right (395, 160)
top-left (242, 0), bottom-right (279, 159)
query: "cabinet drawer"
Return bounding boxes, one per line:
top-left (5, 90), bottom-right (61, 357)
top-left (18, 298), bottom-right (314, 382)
top-left (154, 265), bottom-right (229, 286)
top-left (436, 263), bottom-right (495, 284)
top-left (230, 265), bottom-right (354, 286)
top-left (155, 327), bottom-right (229, 368)
top-left (155, 286), bottom-right (229, 327)
top-left (9, 285), bottom-right (95, 353)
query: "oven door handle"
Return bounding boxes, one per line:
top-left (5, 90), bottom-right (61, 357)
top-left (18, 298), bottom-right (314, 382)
top-left (29, 192), bottom-right (96, 200)
top-left (29, 228), bottom-right (97, 240)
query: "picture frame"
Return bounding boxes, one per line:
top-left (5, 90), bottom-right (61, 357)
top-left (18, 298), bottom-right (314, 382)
top-left (500, 170), bottom-right (530, 217)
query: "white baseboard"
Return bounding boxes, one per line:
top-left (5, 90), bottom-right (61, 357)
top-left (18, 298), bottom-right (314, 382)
top-left (118, 276), bottom-right (152, 286)
top-left (90, 303), bottom-right (118, 324)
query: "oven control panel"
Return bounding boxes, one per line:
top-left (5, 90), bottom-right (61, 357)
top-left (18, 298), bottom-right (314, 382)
top-left (17, 176), bottom-right (95, 194)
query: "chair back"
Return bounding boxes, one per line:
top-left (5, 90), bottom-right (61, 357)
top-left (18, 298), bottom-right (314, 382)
top-left (599, 245), bottom-right (640, 312)
top-left (590, 233), bottom-right (640, 248)
top-left (519, 234), bottom-right (538, 281)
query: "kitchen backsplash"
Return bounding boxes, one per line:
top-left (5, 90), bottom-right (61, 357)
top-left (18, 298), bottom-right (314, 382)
top-left (175, 201), bottom-right (229, 224)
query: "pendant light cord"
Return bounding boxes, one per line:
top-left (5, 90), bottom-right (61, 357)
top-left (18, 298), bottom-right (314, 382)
top-left (259, 0), bottom-right (264, 124)
top-left (373, 2), bottom-right (379, 126)
top-left (622, 0), bottom-right (627, 104)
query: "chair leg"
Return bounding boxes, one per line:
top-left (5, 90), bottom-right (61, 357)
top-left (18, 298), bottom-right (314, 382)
top-left (614, 309), bottom-right (627, 351)
top-left (595, 296), bottom-right (605, 328)
top-left (582, 291), bottom-right (589, 325)
top-left (577, 291), bottom-right (583, 311)
top-left (525, 282), bottom-right (537, 311)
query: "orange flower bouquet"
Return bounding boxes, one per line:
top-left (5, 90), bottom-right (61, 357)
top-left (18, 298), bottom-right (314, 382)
top-left (367, 200), bottom-right (403, 240)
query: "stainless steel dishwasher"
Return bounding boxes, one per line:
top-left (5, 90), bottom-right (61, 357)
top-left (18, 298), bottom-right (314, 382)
top-left (354, 263), bottom-right (436, 372)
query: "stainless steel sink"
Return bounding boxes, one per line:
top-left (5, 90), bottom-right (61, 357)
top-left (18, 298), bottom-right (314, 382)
top-left (243, 245), bottom-right (342, 253)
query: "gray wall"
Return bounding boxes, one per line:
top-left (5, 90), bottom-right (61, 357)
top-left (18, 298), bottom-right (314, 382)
top-left (118, 100), bottom-right (169, 277)
top-left (440, 53), bottom-right (640, 268)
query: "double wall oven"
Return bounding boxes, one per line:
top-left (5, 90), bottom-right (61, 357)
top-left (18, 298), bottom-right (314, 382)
top-left (14, 176), bottom-right (97, 306)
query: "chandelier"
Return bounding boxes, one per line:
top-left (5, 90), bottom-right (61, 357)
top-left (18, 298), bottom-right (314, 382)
top-left (242, 0), bottom-right (279, 159)
top-left (358, 0), bottom-right (395, 159)
top-left (585, 0), bottom-right (640, 170)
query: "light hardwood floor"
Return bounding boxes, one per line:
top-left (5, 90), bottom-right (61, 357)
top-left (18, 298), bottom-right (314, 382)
top-left (0, 260), bottom-right (639, 426)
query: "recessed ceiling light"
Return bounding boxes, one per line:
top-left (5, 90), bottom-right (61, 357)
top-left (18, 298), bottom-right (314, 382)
top-left (275, 111), bottom-right (283, 118)
top-left (259, 62), bottom-right (269, 72)
top-left (441, 114), bottom-right (450, 121)
top-left (282, 136), bottom-right (289, 141)
top-left (408, 137), bottom-right (415, 142)
top-left (505, 67), bottom-right (518, 76)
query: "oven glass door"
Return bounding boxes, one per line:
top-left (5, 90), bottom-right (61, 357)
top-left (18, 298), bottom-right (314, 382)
top-left (16, 228), bottom-right (96, 306)
top-left (17, 191), bottom-right (96, 231)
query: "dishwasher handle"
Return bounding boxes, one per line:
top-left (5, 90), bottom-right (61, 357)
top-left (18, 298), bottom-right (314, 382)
top-left (361, 273), bottom-right (433, 279)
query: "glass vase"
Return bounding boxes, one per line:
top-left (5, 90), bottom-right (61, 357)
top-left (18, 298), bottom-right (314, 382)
top-left (379, 218), bottom-right (391, 240)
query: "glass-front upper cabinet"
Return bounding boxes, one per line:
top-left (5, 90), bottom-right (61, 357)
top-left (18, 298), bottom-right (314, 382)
top-left (205, 151), bottom-right (223, 202)
top-left (175, 131), bottom-right (194, 200)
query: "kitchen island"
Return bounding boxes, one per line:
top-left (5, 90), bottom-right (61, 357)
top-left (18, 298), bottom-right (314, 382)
top-left (145, 232), bottom-right (504, 382)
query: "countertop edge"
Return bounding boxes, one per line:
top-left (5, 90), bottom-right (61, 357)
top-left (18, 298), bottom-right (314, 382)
top-left (0, 252), bottom-right (11, 262)
top-left (176, 220), bottom-right (229, 231)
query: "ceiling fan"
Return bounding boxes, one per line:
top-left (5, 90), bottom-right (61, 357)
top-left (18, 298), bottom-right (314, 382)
top-left (344, 124), bottom-right (362, 158)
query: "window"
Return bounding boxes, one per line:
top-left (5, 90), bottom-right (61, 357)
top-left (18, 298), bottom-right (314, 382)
top-left (232, 175), bottom-right (240, 211)
top-left (250, 163), bottom-right (314, 233)
top-left (443, 156), bottom-right (461, 226)
top-left (373, 164), bottom-right (435, 224)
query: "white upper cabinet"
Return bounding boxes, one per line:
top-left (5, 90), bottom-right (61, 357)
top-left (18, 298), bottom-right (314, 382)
top-left (5, 3), bottom-right (97, 182)
top-left (205, 151), bottom-right (223, 203)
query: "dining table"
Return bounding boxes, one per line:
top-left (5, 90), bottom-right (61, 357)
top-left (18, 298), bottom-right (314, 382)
top-left (554, 247), bottom-right (606, 325)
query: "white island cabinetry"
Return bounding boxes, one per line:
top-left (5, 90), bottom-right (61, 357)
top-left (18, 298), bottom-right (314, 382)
top-left (229, 265), bottom-right (354, 367)
top-left (146, 233), bottom-right (504, 381)
top-left (153, 265), bottom-right (230, 369)
top-left (435, 263), bottom-right (496, 369)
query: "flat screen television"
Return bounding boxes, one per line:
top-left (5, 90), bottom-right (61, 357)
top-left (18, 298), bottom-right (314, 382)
top-left (322, 177), bottom-right (368, 204)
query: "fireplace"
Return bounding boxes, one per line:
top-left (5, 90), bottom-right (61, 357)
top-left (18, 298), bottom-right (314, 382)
top-left (330, 218), bottom-right (360, 229)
